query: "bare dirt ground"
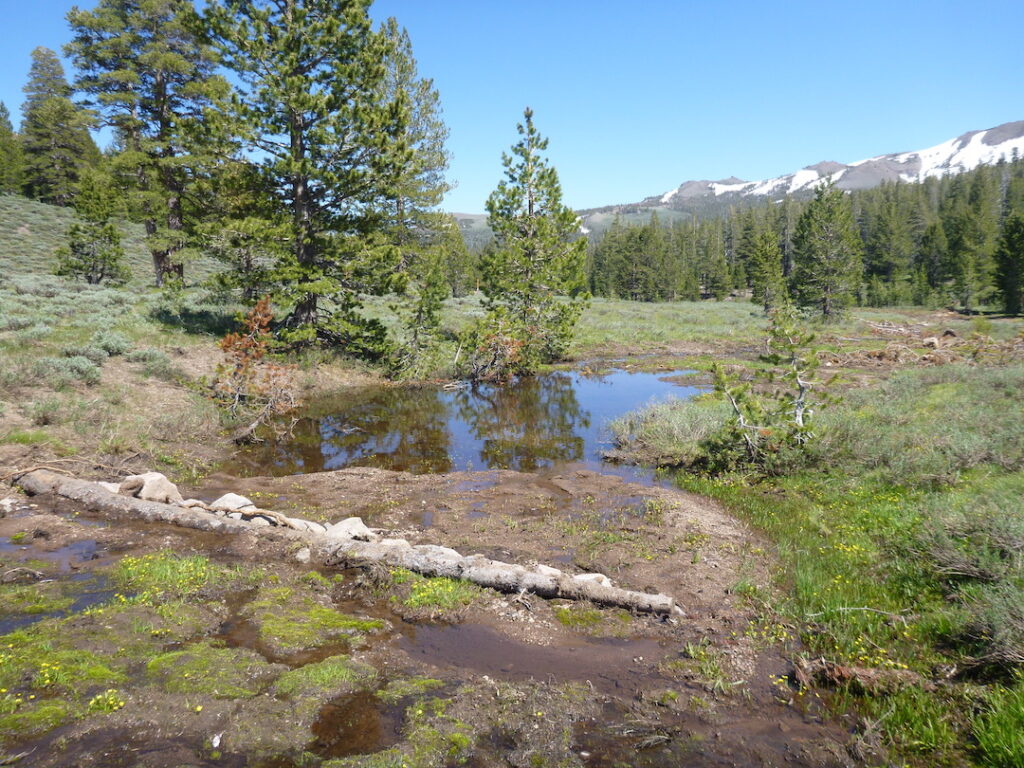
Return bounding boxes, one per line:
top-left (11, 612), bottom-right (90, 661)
top-left (0, 464), bottom-right (859, 768)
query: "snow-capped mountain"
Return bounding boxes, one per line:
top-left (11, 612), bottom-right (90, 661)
top-left (649, 120), bottom-right (1024, 206)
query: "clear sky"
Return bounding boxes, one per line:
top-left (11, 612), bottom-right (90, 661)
top-left (2, 0), bottom-right (1022, 212)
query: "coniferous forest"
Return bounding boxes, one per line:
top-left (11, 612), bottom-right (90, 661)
top-left (588, 158), bottom-right (1024, 315)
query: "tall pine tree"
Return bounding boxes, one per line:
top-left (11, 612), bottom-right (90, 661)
top-left (476, 108), bottom-right (588, 376)
top-left (67, 0), bottom-right (229, 285)
top-left (792, 182), bottom-right (863, 318)
top-left (208, 0), bottom-right (412, 353)
top-left (0, 103), bottom-right (23, 195)
top-left (995, 213), bottom-right (1024, 315)
top-left (19, 47), bottom-right (98, 206)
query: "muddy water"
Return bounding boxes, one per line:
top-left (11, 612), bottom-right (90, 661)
top-left (226, 369), bottom-right (701, 485)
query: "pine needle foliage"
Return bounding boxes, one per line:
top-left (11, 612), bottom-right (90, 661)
top-left (471, 108), bottom-right (588, 380)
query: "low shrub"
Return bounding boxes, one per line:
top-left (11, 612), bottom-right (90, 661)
top-left (64, 345), bottom-right (108, 365)
top-left (32, 356), bottom-right (102, 387)
top-left (90, 330), bottom-right (132, 357)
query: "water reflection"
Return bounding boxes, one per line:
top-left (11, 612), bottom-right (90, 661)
top-left (228, 369), bottom-right (702, 481)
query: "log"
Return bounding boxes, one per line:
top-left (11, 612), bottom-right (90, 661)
top-left (14, 469), bottom-right (679, 615)
top-left (13, 469), bottom-right (304, 541)
top-left (325, 539), bottom-right (678, 615)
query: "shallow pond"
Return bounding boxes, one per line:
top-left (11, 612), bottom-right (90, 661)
top-left (227, 369), bottom-right (702, 484)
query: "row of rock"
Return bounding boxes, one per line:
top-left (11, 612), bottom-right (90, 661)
top-left (107, 472), bottom-right (376, 542)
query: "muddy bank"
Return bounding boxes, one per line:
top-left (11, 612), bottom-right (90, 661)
top-left (0, 470), bottom-right (856, 767)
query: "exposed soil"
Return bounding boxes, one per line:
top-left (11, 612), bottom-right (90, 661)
top-left (0, 467), bottom-right (859, 767)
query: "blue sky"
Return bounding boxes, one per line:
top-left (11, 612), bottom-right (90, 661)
top-left (2, 0), bottom-right (1022, 212)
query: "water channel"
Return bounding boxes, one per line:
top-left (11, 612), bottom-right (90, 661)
top-left (227, 368), bottom-right (702, 485)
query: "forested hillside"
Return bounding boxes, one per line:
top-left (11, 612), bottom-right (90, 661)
top-left (589, 157), bottom-right (1024, 313)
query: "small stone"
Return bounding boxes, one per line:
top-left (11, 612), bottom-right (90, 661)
top-left (118, 472), bottom-right (184, 505)
top-left (575, 573), bottom-right (612, 588)
top-left (294, 547), bottom-right (312, 564)
top-left (209, 493), bottom-right (257, 513)
top-left (325, 517), bottom-right (378, 542)
top-left (534, 564), bottom-right (562, 578)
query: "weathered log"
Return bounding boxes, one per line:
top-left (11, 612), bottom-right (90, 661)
top-left (325, 539), bottom-right (678, 615)
top-left (14, 469), bottom-right (303, 541)
top-left (15, 469), bottom-right (679, 615)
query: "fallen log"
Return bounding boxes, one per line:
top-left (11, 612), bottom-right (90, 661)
top-left (14, 469), bottom-right (679, 615)
top-left (14, 469), bottom-right (306, 541)
top-left (326, 540), bottom-right (678, 615)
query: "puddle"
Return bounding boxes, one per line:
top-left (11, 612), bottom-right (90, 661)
top-left (310, 690), bottom-right (406, 759)
top-left (398, 622), bottom-right (671, 696)
top-left (0, 572), bottom-right (117, 634)
top-left (225, 369), bottom-right (703, 486)
top-left (1, 536), bottom-right (102, 572)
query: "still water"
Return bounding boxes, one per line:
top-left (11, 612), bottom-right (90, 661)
top-left (228, 369), bottom-right (701, 484)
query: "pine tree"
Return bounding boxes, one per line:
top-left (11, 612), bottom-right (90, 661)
top-left (995, 212), bottom-right (1024, 315)
top-left (0, 102), bottom-right (23, 194)
top-left (749, 231), bottom-right (786, 313)
top-left (208, 0), bottom-right (412, 353)
top-left (792, 182), bottom-right (863, 318)
top-left (67, 0), bottom-right (229, 285)
top-left (433, 214), bottom-right (474, 298)
top-left (378, 17), bottom-right (451, 271)
top-left (19, 47), bottom-right (98, 205)
top-left (474, 107), bottom-right (588, 377)
top-left (55, 168), bottom-right (130, 285)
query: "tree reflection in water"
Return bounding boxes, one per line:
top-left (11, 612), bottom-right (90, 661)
top-left (226, 369), bottom-right (698, 481)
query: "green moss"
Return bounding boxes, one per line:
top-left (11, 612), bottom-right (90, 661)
top-left (8, 531), bottom-right (29, 544)
top-left (301, 570), bottom-right (332, 589)
top-left (245, 586), bottom-right (384, 654)
top-left (0, 696), bottom-right (72, 742)
top-left (0, 582), bottom-right (75, 615)
top-left (376, 677), bottom-right (444, 704)
top-left (0, 628), bottom-right (124, 697)
top-left (273, 655), bottom-right (377, 698)
top-left (146, 642), bottom-right (282, 699)
top-left (553, 605), bottom-right (603, 629)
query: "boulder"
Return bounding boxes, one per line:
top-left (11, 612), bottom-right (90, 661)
top-left (118, 472), bottom-right (184, 505)
top-left (574, 572), bottom-right (612, 588)
top-left (325, 517), bottom-right (378, 542)
top-left (209, 493), bottom-right (257, 513)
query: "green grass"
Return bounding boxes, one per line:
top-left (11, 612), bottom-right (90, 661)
top-left (389, 568), bottom-right (483, 611)
top-left (111, 551), bottom-right (224, 602)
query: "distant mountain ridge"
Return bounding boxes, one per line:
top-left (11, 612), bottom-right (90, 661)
top-left (453, 120), bottom-right (1024, 245)
top-left (638, 119), bottom-right (1024, 208)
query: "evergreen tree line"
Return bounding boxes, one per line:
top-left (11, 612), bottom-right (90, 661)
top-left (589, 156), bottom-right (1024, 316)
top-left (0, 0), bottom-right (478, 358)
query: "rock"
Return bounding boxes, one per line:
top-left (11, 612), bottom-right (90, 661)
top-left (294, 547), bottom-right (312, 564)
top-left (118, 472), bottom-right (184, 505)
top-left (179, 499), bottom-right (209, 510)
top-left (227, 512), bottom-right (244, 520)
top-left (534, 564), bottom-right (562, 578)
top-left (325, 517), bottom-right (378, 542)
top-left (249, 516), bottom-right (271, 527)
top-left (0, 497), bottom-right (17, 517)
top-left (574, 573), bottom-right (612, 588)
top-left (209, 493), bottom-right (257, 513)
top-left (97, 482), bottom-right (121, 494)
top-left (285, 517), bottom-right (326, 534)
top-left (922, 336), bottom-right (940, 349)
